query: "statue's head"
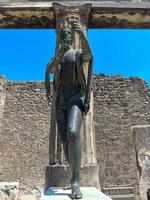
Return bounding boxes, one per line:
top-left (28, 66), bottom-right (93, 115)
top-left (60, 26), bottom-right (73, 46)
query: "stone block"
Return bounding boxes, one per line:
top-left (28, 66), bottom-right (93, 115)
top-left (109, 194), bottom-right (134, 200)
top-left (119, 187), bottom-right (133, 195)
top-left (103, 186), bottom-right (134, 196)
top-left (41, 187), bottom-right (112, 200)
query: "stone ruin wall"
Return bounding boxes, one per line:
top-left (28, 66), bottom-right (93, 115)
top-left (93, 74), bottom-right (150, 199)
top-left (0, 74), bottom-right (150, 199)
top-left (0, 79), bottom-right (51, 195)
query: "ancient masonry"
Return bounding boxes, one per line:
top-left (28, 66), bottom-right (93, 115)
top-left (1, 0), bottom-right (150, 29)
top-left (0, 74), bottom-right (150, 200)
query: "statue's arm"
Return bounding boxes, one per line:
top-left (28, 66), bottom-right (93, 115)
top-left (45, 45), bottom-right (67, 102)
top-left (71, 20), bottom-right (92, 61)
top-left (45, 57), bottom-right (57, 103)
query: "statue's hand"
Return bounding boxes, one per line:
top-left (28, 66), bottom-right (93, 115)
top-left (60, 43), bottom-right (70, 53)
top-left (71, 20), bottom-right (83, 35)
top-left (46, 58), bottom-right (57, 74)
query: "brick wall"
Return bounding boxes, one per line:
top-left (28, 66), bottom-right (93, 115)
top-left (0, 80), bottom-right (51, 194)
top-left (93, 74), bottom-right (150, 199)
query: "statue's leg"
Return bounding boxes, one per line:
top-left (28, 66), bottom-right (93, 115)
top-left (67, 100), bottom-right (83, 199)
top-left (56, 105), bottom-right (70, 163)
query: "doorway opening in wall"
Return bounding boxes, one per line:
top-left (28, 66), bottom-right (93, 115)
top-left (147, 189), bottom-right (150, 200)
top-left (0, 29), bottom-right (150, 87)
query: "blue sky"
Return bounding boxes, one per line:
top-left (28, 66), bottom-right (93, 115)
top-left (0, 29), bottom-right (150, 87)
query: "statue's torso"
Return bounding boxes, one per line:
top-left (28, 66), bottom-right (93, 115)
top-left (55, 48), bottom-right (85, 110)
top-left (58, 49), bottom-right (82, 101)
top-left (61, 49), bottom-right (76, 91)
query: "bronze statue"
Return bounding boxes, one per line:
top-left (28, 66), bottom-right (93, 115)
top-left (45, 20), bottom-right (93, 199)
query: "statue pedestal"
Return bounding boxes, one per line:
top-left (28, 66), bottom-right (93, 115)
top-left (44, 165), bottom-right (100, 192)
top-left (41, 187), bottom-right (112, 200)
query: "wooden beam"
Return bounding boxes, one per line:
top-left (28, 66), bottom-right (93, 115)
top-left (1, 1), bottom-right (150, 29)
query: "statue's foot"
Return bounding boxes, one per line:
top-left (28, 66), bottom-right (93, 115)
top-left (63, 183), bottom-right (71, 190)
top-left (70, 184), bottom-right (82, 199)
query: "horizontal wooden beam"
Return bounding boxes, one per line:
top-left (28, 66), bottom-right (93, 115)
top-left (1, 1), bottom-right (150, 29)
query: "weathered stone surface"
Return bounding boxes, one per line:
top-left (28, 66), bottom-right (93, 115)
top-left (0, 76), bottom-right (7, 140)
top-left (0, 182), bottom-right (19, 200)
top-left (1, 1), bottom-right (150, 28)
top-left (93, 74), bottom-right (150, 200)
top-left (19, 195), bottom-right (36, 200)
top-left (0, 81), bottom-right (51, 193)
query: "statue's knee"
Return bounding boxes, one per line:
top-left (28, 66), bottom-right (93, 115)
top-left (68, 127), bottom-right (79, 143)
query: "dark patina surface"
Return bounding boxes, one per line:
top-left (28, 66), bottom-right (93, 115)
top-left (45, 20), bottom-right (92, 199)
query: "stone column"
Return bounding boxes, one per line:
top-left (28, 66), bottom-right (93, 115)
top-left (45, 3), bottom-right (100, 191)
